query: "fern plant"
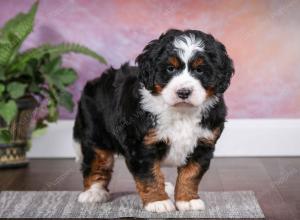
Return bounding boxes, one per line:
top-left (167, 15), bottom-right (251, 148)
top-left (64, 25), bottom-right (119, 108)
top-left (0, 1), bottom-right (106, 143)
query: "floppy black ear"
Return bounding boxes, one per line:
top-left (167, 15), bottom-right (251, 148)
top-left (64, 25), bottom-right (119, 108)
top-left (136, 38), bottom-right (165, 90)
top-left (136, 29), bottom-right (183, 90)
top-left (211, 39), bottom-right (235, 94)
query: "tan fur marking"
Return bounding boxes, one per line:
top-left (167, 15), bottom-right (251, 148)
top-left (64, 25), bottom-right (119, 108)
top-left (143, 128), bottom-right (170, 146)
top-left (83, 148), bottom-right (114, 191)
top-left (206, 86), bottom-right (215, 98)
top-left (143, 128), bottom-right (158, 145)
top-left (168, 56), bottom-right (180, 68)
top-left (197, 127), bottom-right (221, 146)
top-left (197, 137), bottom-right (215, 146)
top-left (213, 127), bottom-right (221, 140)
top-left (192, 57), bottom-right (204, 69)
top-left (175, 162), bottom-right (203, 201)
top-left (135, 162), bottom-right (168, 205)
top-left (154, 84), bottom-right (163, 94)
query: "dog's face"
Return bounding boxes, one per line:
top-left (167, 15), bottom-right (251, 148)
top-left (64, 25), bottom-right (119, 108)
top-left (136, 29), bottom-right (234, 108)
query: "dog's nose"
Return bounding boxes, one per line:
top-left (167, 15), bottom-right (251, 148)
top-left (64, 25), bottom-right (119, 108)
top-left (176, 88), bottom-right (192, 99)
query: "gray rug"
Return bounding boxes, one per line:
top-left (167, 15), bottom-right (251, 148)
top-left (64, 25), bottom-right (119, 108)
top-left (0, 191), bottom-right (264, 218)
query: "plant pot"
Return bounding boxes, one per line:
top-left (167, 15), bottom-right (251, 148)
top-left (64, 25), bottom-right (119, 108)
top-left (0, 96), bottom-right (38, 168)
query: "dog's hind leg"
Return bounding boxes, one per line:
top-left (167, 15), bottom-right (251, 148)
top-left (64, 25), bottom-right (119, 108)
top-left (78, 147), bottom-right (114, 203)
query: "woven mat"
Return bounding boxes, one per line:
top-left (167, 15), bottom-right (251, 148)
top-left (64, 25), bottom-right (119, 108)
top-left (0, 191), bottom-right (264, 218)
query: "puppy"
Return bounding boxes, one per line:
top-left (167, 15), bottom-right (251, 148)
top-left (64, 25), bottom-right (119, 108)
top-left (73, 29), bottom-right (234, 212)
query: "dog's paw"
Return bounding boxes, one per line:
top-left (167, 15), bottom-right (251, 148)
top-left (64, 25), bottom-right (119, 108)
top-left (144, 199), bottom-right (176, 213)
top-left (78, 184), bottom-right (109, 203)
top-left (176, 199), bottom-right (205, 211)
top-left (164, 182), bottom-right (174, 197)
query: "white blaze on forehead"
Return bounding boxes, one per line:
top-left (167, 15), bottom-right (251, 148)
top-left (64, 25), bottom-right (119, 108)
top-left (173, 33), bottom-right (205, 63)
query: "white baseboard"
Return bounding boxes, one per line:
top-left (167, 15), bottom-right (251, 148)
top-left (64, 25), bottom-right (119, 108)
top-left (28, 119), bottom-right (300, 158)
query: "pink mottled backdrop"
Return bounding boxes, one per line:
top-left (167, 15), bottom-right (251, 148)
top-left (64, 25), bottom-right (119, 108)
top-left (0, 0), bottom-right (299, 118)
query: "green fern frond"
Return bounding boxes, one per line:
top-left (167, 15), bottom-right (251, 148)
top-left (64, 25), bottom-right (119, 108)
top-left (11, 43), bottom-right (107, 71)
top-left (0, 1), bottom-right (38, 66)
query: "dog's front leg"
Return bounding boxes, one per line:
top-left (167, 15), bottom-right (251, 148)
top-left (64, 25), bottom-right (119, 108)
top-left (126, 158), bottom-right (175, 213)
top-left (175, 145), bottom-right (214, 211)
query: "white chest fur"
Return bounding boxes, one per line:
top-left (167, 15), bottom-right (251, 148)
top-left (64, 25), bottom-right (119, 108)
top-left (140, 87), bottom-right (216, 167)
top-left (156, 109), bottom-right (213, 166)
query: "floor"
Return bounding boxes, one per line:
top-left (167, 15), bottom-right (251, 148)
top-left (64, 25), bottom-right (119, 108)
top-left (0, 157), bottom-right (299, 220)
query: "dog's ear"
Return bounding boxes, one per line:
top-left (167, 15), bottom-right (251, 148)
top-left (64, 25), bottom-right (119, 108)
top-left (136, 29), bottom-right (183, 90)
top-left (136, 30), bottom-right (175, 91)
top-left (135, 39), bottom-right (162, 90)
top-left (209, 37), bottom-right (235, 94)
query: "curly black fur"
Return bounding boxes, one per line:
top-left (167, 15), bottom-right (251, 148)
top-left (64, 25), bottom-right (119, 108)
top-left (74, 29), bottom-right (234, 192)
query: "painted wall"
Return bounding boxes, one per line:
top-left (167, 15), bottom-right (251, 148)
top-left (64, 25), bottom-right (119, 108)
top-left (0, 0), bottom-right (299, 118)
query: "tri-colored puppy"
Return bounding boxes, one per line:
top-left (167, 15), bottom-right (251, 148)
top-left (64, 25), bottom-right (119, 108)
top-left (73, 29), bottom-right (234, 212)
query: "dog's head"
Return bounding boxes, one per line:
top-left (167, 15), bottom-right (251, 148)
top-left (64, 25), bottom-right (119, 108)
top-left (136, 29), bottom-right (234, 108)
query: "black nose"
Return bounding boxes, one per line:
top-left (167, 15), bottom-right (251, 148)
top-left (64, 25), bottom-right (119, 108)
top-left (176, 88), bottom-right (192, 99)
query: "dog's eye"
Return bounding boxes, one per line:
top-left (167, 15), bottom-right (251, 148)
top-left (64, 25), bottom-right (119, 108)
top-left (167, 66), bottom-right (176, 73)
top-left (195, 67), bottom-right (203, 74)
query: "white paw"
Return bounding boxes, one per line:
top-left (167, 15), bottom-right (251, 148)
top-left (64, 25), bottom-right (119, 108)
top-left (144, 199), bottom-right (176, 213)
top-left (176, 199), bottom-right (205, 211)
top-left (164, 182), bottom-right (174, 197)
top-left (78, 184), bottom-right (109, 203)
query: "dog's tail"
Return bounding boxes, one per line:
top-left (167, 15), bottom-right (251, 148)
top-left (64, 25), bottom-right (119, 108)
top-left (73, 101), bottom-right (83, 163)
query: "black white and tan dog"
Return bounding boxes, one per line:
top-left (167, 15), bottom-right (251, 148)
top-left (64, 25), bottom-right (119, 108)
top-left (73, 29), bottom-right (234, 212)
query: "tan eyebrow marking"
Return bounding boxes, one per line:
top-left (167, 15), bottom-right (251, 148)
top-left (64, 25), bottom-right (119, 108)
top-left (168, 56), bottom-right (180, 68)
top-left (191, 57), bottom-right (204, 69)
